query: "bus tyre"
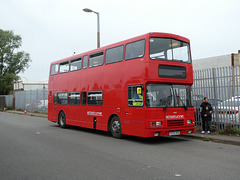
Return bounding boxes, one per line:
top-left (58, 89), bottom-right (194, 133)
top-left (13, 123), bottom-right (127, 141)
top-left (58, 111), bottom-right (67, 128)
top-left (110, 116), bottom-right (122, 138)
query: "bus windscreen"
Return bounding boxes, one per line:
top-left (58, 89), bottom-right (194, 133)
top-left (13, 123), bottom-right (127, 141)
top-left (146, 84), bottom-right (192, 108)
top-left (149, 38), bottom-right (191, 63)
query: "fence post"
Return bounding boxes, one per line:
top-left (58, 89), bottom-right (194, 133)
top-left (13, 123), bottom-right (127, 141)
top-left (30, 90), bottom-right (32, 112)
top-left (13, 91), bottom-right (15, 109)
top-left (212, 68), bottom-right (219, 130)
top-left (43, 87), bottom-right (46, 112)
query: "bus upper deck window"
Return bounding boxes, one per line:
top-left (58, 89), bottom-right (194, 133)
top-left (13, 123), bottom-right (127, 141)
top-left (125, 40), bottom-right (145, 60)
top-left (51, 64), bottom-right (59, 75)
top-left (59, 61), bottom-right (69, 73)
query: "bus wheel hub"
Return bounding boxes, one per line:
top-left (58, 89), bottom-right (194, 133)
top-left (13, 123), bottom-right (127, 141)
top-left (112, 121), bottom-right (120, 133)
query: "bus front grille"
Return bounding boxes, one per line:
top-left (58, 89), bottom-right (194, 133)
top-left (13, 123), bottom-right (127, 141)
top-left (167, 120), bottom-right (184, 127)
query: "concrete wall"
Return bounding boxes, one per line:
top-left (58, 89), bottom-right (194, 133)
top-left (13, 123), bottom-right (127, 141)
top-left (14, 77), bottom-right (48, 91)
top-left (193, 54), bottom-right (231, 71)
top-left (193, 51), bottom-right (240, 71)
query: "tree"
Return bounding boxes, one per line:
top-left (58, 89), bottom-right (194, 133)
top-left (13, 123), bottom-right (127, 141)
top-left (0, 29), bottom-right (31, 95)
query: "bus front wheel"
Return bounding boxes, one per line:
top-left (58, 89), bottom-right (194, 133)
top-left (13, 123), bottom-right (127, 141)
top-left (58, 111), bottom-right (67, 128)
top-left (110, 116), bottom-right (122, 138)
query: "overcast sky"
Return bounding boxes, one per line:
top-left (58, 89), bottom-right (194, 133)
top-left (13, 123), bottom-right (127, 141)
top-left (0, 0), bottom-right (239, 81)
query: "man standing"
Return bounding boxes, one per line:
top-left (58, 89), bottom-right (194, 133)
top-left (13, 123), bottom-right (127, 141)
top-left (204, 105), bottom-right (212, 134)
top-left (200, 97), bottom-right (213, 134)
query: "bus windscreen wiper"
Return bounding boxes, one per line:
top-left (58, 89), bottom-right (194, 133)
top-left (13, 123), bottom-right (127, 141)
top-left (183, 104), bottom-right (188, 110)
top-left (177, 94), bottom-right (188, 110)
top-left (163, 104), bottom-right (168, 111)
top-left (163, 95), bottom-right (172, 111)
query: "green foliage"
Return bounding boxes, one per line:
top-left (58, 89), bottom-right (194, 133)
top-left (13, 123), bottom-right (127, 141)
top-left (218, 129), bottom-right (224, 134)
top-left (6, 106), bottom-right (13, 110)
top-left (218, 123), bottom-right (240, 135)
top-left (0, 73), bottom-right (18, 94)
top-left (228, 128), bottom-right (239, 135)
top-left (0, 29), bottom-right (31, 95)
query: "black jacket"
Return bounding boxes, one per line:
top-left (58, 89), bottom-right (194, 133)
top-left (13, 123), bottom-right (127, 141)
top-left (204, 110), bottom-right (212, 121)
top-left (200, 102), bottom-right (213, 115)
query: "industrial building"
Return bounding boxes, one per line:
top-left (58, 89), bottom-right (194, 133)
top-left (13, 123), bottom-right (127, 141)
top-left (193, 50), bottom-right (240, 70)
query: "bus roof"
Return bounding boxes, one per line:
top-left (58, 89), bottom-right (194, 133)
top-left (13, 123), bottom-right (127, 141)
top-left (50, 32), bottom-right (190, 65)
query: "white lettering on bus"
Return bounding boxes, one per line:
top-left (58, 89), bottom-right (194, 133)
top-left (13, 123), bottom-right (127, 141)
top-left (166, 115), bottom-right (184, 119)
top-left (87, 111), bottom-right (103, 116)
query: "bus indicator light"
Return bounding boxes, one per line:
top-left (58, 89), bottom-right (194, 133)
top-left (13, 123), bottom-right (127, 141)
top-left (150, 122), bottom-right (155, 127)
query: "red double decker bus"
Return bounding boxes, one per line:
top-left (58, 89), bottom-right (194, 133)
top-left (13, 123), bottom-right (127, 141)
top-left (48, 32), bottom-right (195, 138)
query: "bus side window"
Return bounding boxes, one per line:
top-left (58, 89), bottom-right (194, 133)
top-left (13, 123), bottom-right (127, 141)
top-left (83, 55), bottom-right (88, 69)
top-left (125, 40), bottom-right (145, 60)
top-left (58, 93), bottom-right (68, 105)
top-left (88, 91), bottom-right (103, 106)
top-left (81, 91), bottom-right (87, 105)
top-left (70, 58), bottom-right (82, 71)
top-left (69, 92), bottom-right (80, 105)
top-left (54, 93), bottom-right (57, 105)
top-left (128, 85), bottom-right (143, 106)
top-left (51, 64), bottom-right (59, 75)
top-left (89, 51), bottom-right (104, 68)
top-left (59, 61), bottom-right (69, 73)
top-left (105, 45), bottom-right (124, 64)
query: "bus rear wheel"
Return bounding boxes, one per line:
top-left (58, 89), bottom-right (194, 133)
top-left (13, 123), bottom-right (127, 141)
top-left (110, 116), bottom-right (122, 138)
top-left (58, 111), bottom-right (67, 128)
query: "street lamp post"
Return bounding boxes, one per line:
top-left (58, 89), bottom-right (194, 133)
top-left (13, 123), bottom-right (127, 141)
top-left (83, 8), bottom-right (100, 48)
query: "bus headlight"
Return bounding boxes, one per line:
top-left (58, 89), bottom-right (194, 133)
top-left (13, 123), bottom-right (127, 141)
top-left (156, 121), bottom-right (162, 127)
top-left (187, 120), bottom-right (192, 124)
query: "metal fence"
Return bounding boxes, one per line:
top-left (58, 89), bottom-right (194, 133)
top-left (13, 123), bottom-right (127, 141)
top-left (193, 66), bottom-right (240, 130)
top-left (15, 89), bottom-right (48, 112)
top-left (5, 95), bottom-right (13, 107)
top-left (0, 95), bottom-right (13, 108)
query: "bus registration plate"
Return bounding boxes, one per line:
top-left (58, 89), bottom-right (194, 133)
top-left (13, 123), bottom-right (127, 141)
top-left (169, 131), bottom-right (180, 136)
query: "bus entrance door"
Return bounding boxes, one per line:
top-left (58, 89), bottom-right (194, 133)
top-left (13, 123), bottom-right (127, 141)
top-left (53, 91), bottom-right (58, 122)
top-left (124, 107), bottom-right (145, 137)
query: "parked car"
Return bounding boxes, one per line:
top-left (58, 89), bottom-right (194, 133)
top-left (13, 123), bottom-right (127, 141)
top-left (217, 97), bottom-right (240, 124)
top-left (25, 100), bottom-right (48, 111)
top-left (37, 100), bottom-right (48, 111)
top-left (208, 99), bottom-right (223, 107)
top-left (25, 100), bottom-right (38, 110)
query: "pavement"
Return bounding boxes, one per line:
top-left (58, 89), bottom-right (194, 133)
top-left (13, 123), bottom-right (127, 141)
top-left (5, 110), bottom-right (48, 118)
top-left (3, 110), bottom-right (240, 146)
top-left (182, 131), bottom-right (240, 146)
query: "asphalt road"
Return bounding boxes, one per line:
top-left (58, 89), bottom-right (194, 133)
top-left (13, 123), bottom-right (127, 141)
top-left (0, 112), bottom-right (240, 180)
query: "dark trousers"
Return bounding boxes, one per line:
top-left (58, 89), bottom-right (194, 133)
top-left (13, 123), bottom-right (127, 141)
top-left (205, 120), bottom-right (211, 131)
top-left (201, 114), bottom-right (205, 131)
